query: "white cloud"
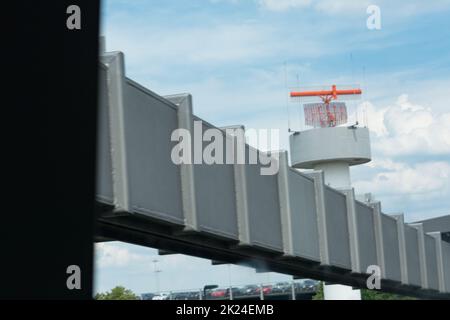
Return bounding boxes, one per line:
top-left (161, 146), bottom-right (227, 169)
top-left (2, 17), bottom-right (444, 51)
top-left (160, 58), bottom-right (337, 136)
top-left (361, 94), bottom-right (450, 157)
top-left (257, 0), bottom-right (312, 12)
top-left (95, 243), bottom-right (148, 268)
top-left (95, 242), bottom-right (204, 271)
top-left (357, 101), bottom-right (388, 137)
top-left (313, 0), bottom-right (371, 14)
top-left (105, 23), bottom-right (275, 69)
top-left (384, 94), bottom-right (434, 134)
top-left (209, 0), bottom-right (241, 3)
top-left (104, 18), bottom-right (336, 80)
top-left (389, 0), bottom-right (450, 17)
top-left (256, 0), bottom-right (450, 16)
top-left (354, 161), bottom-right (450, 198)
top-left (352, 94), bottom-right (450, 217)
top-left (365, 158), bottom-right (405, 171)
top-left (257, 0), bottom-right (370, 13)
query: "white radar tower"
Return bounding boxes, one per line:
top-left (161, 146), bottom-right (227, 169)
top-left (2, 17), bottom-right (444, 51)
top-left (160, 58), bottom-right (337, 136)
top-left (289, 84), bottom-right (371, 300)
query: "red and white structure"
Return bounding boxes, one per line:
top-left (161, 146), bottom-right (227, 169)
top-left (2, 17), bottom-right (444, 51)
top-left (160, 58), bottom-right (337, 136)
top-left (289, 85), bottom-right (370, 189)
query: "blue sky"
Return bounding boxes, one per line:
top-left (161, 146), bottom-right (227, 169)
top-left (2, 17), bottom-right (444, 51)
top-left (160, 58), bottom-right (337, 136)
top-left (95, 0), bottom-right (450, 295)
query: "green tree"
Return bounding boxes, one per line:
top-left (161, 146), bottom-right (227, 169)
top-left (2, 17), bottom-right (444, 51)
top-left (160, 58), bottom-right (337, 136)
top-left (312, 282), bottom-right (324, 300)
top-left (361, 289), bottom-right (416, 300)
top-left (95, 286), bottom-right (140, 300)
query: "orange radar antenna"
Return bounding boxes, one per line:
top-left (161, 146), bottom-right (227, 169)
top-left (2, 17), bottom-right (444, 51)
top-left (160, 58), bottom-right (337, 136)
top-left (290, 85), bottom-right (362, 104)
top-left (290, 85), bottom-right (362, 128)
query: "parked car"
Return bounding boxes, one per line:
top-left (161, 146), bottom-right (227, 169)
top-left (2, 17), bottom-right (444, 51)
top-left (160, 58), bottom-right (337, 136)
top-left (187, 291), bottom-right (200, 300)
top-left (152, 293), bottom-right (169, 300)
top-left (172, 292), bottom-right (190, 300)
top-left (256, 285), bottom-right (272, 295)
top-left (243, 285), bottom-right (259, 296)
top-left (273, 282), bottom-right (291, 293)
top-left (141, 293), bottom-right (156, 300)
top-left (226, 287), bottom-right (243, 298)
top-left (203, 284), bottom-right (219, 299)
top-left (300, 279), bottom-right (318, 292)
top-left (210, 288), bottom-right (227, 298)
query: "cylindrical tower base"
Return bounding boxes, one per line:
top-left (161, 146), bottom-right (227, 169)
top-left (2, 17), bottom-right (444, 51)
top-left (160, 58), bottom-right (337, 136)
top-left (324, 284), bottom-right (362, 300)
top-left (314, 162), bottom-right (351, 189)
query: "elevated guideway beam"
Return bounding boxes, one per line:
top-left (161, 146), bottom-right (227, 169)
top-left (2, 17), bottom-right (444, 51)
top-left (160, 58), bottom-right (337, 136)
top-left (95, 51), bottom-right (450, 299)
